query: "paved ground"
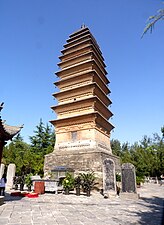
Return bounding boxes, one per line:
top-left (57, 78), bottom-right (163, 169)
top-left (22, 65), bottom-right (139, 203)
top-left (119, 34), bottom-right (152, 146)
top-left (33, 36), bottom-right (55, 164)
top-left (0, 183), bottom-right (163, 225)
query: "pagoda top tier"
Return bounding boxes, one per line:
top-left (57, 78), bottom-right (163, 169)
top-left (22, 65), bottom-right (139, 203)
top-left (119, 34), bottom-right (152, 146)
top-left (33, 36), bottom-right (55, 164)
top-left (0, 103), bottom-right (23, 141)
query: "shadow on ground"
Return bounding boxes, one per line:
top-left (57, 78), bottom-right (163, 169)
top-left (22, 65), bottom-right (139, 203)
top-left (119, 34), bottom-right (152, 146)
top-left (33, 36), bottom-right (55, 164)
top-left (4, 192), bottom-right (24, 202)
top-left (137, 196), bottom-right (164, 225)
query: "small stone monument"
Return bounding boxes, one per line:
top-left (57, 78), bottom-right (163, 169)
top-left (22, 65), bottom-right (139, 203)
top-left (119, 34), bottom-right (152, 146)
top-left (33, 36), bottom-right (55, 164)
top-left (121, 163), bottom-right (139, 199)
top-left (6, 163), bottom-right (16, 190)
top-left (103, 158), bottom-right (116, 197)
top-left (0, 163), bottom-right (5, 179)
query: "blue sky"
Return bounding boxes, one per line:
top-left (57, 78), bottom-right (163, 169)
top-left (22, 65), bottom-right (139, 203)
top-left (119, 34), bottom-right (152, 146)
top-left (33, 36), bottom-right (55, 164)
top-left (0, 0), bottom-right (164, 144)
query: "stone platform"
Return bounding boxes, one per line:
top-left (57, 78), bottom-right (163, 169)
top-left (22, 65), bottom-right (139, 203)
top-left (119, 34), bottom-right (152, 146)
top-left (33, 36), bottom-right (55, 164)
top-left (44, 148), bottom-right (120, 188)
top-left (0, 183), bottom-right (163, 225)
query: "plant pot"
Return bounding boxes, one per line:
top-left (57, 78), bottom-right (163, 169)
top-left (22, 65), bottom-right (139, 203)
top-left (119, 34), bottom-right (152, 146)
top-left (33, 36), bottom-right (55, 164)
top-left (65, 188), bottom-right (69, 195)
top-left (86, 189), bottom-right (91, 197)
top-left (76, 188), bottom-right (80, 196)
top-left (20, 184), bottom-right (24, 191)
top-left (27, 186), bottom-right (32, 192)
top-left (15, 184), bottom-right (18, 190)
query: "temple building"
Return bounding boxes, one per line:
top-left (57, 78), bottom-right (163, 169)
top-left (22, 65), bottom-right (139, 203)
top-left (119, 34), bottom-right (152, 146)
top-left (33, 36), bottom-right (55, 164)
top-left (0, 103), bottom-right (23, 165)
top-left (44, 26), bottom-right (120, 187)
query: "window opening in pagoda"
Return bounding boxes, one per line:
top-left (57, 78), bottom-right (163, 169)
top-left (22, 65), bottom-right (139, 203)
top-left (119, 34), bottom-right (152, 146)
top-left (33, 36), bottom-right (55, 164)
top-left (71, 131), bottom-right (77, 142)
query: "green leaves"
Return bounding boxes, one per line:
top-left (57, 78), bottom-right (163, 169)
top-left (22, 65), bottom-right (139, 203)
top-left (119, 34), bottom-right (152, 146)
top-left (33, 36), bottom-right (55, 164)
top-left (62, 173), bottom-right (74, 190)
top-left (111, 128), bottom-right (164, 178)
top-left (2, 119), bottom-right (55, 176)
top-left (80, 172), bottom-right (96, 191)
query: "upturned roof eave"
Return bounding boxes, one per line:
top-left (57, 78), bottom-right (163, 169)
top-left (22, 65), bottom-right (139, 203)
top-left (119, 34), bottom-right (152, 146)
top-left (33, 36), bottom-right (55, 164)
top-left (0, 120), bottom-right (23, 141)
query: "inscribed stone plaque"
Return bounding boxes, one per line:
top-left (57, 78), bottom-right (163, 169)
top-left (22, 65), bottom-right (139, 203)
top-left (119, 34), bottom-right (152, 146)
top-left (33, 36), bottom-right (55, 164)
top-left (121, 163), bottom-right (136, 193)
top-left (0, 164), bottom-right (5, 179)
top-left (6, 164), bottom-right (16, 190)
top-left (103, 158), bottom-right (116, 192)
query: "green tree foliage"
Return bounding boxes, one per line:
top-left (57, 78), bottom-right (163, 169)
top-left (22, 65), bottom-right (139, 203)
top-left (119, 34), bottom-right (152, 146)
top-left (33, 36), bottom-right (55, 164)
top-left (111, 127), bottom-right (164, 178)
top-left (2, 134), bottom-right (32, 175)
top-left (29, 119), bottom-right (55, 156)
top-left (2, 119), bottom-right (55, 176)
top-left (110, 139), bottom-right (122, 157)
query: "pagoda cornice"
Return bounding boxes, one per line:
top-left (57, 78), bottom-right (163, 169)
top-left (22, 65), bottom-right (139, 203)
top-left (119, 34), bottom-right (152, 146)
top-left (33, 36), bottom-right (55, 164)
top-left (64, 33), bottom-right (102, 59)
top-left (64, 33), bottom-right (91, 48)
top-left (66, 28), bottom-right (89, 42)
top-left (55, 59), bottom-right (107, 79)
top-left (51, 96), bottom-right (113, 120)
top-left (58, 50), bottom-right (106, 72)
top-left (53, 82), bottom-right (110, 104)
top-left (61, 38), bottom-right (91, 54)
top-left (69, 27), bottom-right (101, 55)
top-left (59, 43), bottom-right (105, 63)
top-left (50, 111), bottom-right (114, 133)
top-left (54, 69), bottom-right (109, 88)
top-left (69, 27), bottom-right (90, 38)
top-left (52, 96), bottom-right (112, 110)
top-left (61, 36), bottom-right (102, 59)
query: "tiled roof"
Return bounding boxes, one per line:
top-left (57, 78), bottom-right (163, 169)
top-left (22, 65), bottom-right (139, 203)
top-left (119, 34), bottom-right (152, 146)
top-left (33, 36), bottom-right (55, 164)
top-left (0, 103), bottom-right (23, 141)
top-left (0, 119), bottom-right (23, 141)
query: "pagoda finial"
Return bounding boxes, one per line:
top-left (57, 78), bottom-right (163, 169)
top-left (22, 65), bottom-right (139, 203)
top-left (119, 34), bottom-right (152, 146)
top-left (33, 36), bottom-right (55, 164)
top-left (0, 102), bottom-right (4, 112)
top-left (81, 23), bottom-right (86, 29)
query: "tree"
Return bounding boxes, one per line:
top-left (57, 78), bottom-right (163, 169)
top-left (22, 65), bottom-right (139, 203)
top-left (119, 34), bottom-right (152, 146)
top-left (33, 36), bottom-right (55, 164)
top-left (2, 134), bottom-right (32, 175)
top-left (29, 119), bottom-right (55, 156)
top-left (142, 8), bottom-right (164, 38)
top-left (110, 139), bottom-right (122, 156)
top-left (2, 120), bottom-right (56, 176)
top-left (29, 119), bottom-right (55, 175)
top-left (161, 126), bottom-right (164, 138)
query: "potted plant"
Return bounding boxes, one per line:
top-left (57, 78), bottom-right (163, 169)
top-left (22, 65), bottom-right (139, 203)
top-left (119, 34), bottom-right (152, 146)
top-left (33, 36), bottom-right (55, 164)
top-left (80, 172), bottom-right (96, 197)
top-left (25, 173), bottom-right (33, 191)
top-left (74, 175), bottom-right (81, 196)
top-left (136, 176), bottom-right (144, 188)
top-left (62, 172), bottom-right (74, 195)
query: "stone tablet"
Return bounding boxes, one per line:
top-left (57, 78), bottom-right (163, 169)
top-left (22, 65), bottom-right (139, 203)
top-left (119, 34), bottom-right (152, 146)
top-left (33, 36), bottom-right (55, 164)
top-left (121, 163), bottom-right (136, 193)
top-left (6, 164), bottom-right (16, 190)
top-left (103, 158), bottom-right (116, 192)
top-left (0, 164), bottom-right (5, 179)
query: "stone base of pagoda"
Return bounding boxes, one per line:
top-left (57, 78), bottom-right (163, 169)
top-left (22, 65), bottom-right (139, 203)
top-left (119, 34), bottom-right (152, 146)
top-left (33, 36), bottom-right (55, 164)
top-left (44, 147), bottom-right (120, 190)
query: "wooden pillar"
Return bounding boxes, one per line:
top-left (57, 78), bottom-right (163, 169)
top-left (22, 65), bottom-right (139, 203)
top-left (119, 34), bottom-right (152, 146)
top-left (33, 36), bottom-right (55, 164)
top-left (0, 140), bottom-right (5, 166)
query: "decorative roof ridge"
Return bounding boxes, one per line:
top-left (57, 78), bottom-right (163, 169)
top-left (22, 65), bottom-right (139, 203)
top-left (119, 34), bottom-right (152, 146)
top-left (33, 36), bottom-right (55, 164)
top-left (0, 103), bottom-right (23, 140)
top-left (2, 122), bottom-right (24, 136)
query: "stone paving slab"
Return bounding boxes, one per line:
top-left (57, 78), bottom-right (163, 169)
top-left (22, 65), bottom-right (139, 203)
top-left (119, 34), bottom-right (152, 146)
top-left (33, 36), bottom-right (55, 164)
top-left (0, 183), bottom-right (163, 225)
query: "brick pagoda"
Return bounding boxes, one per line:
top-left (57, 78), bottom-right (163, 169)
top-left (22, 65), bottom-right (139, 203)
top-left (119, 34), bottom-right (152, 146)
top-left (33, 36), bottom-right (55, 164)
top-left (44, 26), bottom-right (120, 186)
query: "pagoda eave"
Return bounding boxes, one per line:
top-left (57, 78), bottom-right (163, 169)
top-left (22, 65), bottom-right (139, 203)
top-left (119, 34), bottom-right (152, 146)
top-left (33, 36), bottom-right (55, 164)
top-left (50, 112), bottom-right (114, 133)
top-left (55, 58), bottom-right (107, 77)
top-left (54, 69), bottom-right (110, 88)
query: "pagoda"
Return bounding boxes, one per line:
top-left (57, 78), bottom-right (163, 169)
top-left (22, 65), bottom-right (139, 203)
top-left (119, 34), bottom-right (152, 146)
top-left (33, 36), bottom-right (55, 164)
top-left (44, 26), bottom-right (120, 186)
top-left (0, 103), bottom-right (23, 165)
